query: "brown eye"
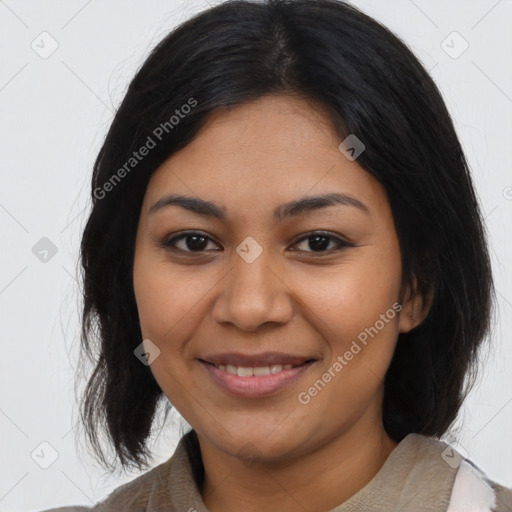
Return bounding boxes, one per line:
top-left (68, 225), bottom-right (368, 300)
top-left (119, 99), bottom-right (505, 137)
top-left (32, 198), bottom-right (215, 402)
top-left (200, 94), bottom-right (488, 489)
top-left (161, 231), bottom-right (221, 253)
top-left (291, 231), bottom-right (353, 253)
top-left (160, 230), bottom-right (353, 256)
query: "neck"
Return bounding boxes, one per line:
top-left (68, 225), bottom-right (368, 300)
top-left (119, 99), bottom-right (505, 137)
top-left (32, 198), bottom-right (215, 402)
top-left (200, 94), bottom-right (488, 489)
top-left (198, 412), bottom-right (398, 512)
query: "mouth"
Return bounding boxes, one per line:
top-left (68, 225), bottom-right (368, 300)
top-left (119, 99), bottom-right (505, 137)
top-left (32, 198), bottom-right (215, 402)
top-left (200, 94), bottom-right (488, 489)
top-left (199, 359), bottom-right (317, 377)
top-left (197, 352), bottom-right (319, 397)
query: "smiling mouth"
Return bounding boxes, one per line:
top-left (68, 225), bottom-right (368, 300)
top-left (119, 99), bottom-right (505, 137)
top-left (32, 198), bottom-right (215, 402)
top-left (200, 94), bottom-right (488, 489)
top-left (198, 353), bottom-right (319, 397)
top-left (199, 359), bottom-right (317, 377)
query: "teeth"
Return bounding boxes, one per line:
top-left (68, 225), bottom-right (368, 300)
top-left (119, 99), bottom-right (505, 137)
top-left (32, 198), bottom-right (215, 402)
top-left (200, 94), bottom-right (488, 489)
top-left (253, 366), bottom-right (270, 376)
top-left (237, 366), bottom-right (254, 377)
top-left (215, 363), bottom-right (296, 376)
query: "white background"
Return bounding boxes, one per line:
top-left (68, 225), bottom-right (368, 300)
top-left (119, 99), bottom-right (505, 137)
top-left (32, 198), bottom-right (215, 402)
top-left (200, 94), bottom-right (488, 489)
top-left (1, 0), bottom-right (511, 510)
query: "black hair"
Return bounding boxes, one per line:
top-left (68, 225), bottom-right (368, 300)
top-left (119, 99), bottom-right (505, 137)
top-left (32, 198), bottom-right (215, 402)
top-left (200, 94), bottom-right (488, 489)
top-left (77, 0), bottom-right (495, 473)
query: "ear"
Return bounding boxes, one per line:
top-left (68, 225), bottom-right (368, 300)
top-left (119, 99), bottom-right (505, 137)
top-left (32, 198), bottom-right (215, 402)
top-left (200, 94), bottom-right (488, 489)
top-left (398, 275), bottom-right (434, 333)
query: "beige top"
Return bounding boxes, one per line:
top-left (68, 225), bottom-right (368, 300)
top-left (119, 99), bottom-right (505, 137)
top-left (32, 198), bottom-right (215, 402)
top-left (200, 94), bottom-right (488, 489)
top-left (40, 431), bottom-right (512, 512)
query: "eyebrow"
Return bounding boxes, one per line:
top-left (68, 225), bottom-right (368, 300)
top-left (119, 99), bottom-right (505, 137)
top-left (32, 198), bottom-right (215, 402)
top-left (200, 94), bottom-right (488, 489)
top-left (148, 192), bottom-right (370, 221)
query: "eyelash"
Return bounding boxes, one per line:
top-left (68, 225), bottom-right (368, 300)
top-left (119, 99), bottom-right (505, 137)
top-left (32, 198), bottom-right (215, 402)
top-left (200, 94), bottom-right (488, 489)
top-left (159, 230), bottom-right (354, 256)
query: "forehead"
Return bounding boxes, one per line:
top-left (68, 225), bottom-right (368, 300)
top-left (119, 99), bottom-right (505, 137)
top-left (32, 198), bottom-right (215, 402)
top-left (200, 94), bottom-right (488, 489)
top-left (142, 94), bottom-right (388, 221)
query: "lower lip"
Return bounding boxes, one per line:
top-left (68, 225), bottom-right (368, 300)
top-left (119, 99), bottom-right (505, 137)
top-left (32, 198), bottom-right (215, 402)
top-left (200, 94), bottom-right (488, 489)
top-left (200, 361), bottom-right (316, 398)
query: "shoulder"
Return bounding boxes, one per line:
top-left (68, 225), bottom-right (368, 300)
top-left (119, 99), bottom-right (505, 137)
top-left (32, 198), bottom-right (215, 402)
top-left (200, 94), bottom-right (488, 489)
top-left (92, 455), bottom-right (174, 511)
top-left (434, 442), bottom-right (512, 512)
top-left (392, 433), bottom-right (512, 511)
top-left (38, 508), bottom-right (91, 512)
top-left (37, 432), bottom-right (200, 512)
top-left (38, 454), bottom-right (175, 512)
top-left (490, 481), bottom-right (512, 511)
top-left (468, 463), bottom-right (512, 512)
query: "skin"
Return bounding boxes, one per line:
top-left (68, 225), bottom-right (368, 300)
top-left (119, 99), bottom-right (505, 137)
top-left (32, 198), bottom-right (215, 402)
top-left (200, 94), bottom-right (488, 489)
top-left (133, 94), bottom-right (433, 512)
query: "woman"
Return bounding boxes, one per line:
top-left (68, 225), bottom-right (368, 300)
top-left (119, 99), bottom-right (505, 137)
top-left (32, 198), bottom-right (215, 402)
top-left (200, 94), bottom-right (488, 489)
top-left (41, 0), bottom-right (512, 510)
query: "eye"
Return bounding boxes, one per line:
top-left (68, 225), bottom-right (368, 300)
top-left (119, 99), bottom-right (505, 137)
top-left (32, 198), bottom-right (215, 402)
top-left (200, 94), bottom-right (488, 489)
top-left (160, 230), bottom-right (353, 255)
top-left (290, 231), bottom-right (353, 253)
top-left (160, 231), bottom-right (222, 253)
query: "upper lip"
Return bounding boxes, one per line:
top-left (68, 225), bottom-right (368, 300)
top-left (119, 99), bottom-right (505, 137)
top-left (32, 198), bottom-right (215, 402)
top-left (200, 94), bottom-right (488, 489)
top-left (199, 352), bottom-right (318, 368)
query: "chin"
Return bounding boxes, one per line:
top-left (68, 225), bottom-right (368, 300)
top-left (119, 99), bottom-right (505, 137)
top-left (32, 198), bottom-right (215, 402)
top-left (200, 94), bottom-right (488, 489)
top-left (213, 427), bottom-right (305, 462)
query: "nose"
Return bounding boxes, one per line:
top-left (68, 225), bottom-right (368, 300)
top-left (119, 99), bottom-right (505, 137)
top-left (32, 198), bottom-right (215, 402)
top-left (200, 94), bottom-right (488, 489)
top-left (211, 250), bottom-right (294, 332)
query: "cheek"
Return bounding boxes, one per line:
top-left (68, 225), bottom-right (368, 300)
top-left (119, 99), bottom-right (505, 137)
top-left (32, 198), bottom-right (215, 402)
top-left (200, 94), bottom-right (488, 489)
top-left (133, 253), bottom-right (202, 342)
top-left (293, 253), bottom-right (401, 332)
top-left (133, 267), bottom-right (173, 340)
top-left (132, 255), bottom-right (223, 397)
top-left (133, 258), bottom-right (202, 403)
top-left (290, 251), bottom-right (401, 382)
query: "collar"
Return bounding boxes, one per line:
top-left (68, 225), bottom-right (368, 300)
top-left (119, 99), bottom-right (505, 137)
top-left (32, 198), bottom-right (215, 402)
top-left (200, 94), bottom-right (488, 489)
top-left (146, 431), bottom-right (459, 512)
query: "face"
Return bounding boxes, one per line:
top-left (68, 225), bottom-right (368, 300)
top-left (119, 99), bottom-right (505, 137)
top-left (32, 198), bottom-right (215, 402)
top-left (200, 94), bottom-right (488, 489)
top-left (133, 94), bottom-right (415, 463)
